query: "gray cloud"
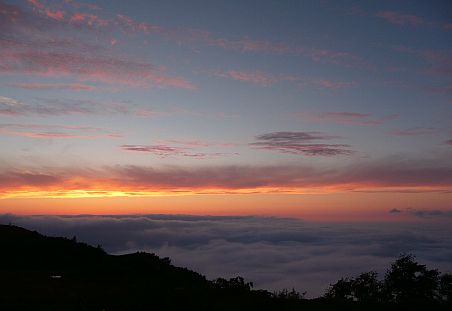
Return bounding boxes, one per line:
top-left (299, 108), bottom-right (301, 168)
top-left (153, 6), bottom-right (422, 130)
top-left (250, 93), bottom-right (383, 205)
top-left (251, 131), bottom-right (353, 156)
top-left (388, 208), bottom-right (452, 218)
top-left (1, 214), bottom-right (451, 297)
top-left (408, 209), bottom-right (452, 218)
top-left (0, 96), bottom-right (132, 116)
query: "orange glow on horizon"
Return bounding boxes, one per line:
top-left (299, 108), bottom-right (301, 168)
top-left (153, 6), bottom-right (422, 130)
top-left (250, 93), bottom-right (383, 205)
top-left (1, 190), bottom-right (451, 222)
top-left (1, 184), bottom-right (450, 200)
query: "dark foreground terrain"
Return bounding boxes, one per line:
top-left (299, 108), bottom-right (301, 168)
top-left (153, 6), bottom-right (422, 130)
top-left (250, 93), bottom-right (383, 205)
top-left (0, 224), bottom-right (450, 310)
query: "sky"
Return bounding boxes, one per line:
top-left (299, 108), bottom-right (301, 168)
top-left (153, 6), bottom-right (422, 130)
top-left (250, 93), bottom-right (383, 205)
top-left (0, 0), bottom-right (451, 220)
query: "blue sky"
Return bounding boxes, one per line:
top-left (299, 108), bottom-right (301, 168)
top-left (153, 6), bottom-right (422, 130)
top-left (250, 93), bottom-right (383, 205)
top-left (0, 0), bottom-right (451, 217)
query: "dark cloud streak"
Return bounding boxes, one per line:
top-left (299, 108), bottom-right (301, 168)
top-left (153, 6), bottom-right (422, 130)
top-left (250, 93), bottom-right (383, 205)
top-left (251, 131), bottom-right (353, 156)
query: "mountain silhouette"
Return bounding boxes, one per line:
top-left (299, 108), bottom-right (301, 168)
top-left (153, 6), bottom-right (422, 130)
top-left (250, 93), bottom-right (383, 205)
top-left (1, 224), bottom-right (450, 310)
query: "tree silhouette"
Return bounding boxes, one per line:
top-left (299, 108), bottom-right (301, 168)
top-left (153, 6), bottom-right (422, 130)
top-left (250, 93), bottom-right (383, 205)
top-left (214, 276), bottom-right (253, 292)
top-left (351, 271), bottom-right (382, 303)
top-left (324, 271), bottom-right (382, 303)
top-left (384, 254), bottom-right (440, 303)
top-left (324, 277), bottom-right (355, 301)
top-left (275, 288), bottom-right (306, 300)
top-left (439, 273), bottom-right (452, 303)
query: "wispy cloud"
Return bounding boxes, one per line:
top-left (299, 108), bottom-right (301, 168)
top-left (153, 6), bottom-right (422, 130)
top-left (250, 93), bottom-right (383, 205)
top-left (376, 11), bottom-right (426, 27)
top-left (389, 208), bottom-right (452, 219)
top-left (0, 2), bottom-right (195, 90)
top-left (395, 46), bottom-right (452, 77)
top-left (0, 96), bottom-right (24, 116)
top-left (389, 127), bottom-right (436, 137)
top-left (15, 0), bottom-right (369, 69)
top-left (309, 80), bottom-right (355, 89)
top-left (0, 96), bottom-right (132, 116)
top-left (251, 131), bottom-right (353, 156)
top-left (215, 70), bottom-right (355, 90)
top-left (300, 112), bottom-right (397, 126)
top-left (409, 209), bottom-right (452, 218)
top-left (215, 70), bottom-right (277, 86)
top-left (0, 44), bottom-right (195, 89)
top-left (0, 123), bottom-right (121, 139)
top-left (161, 139), bottom-right (237, 148)
top-left (376, 10), bottom-right (451, 31)
top-left (0, 96), bottom-right (238, 120)
top-left (427, 84), bottom-right (452, 94)
top-left (8, 83), bottom-right (97, 91)
top-left (120, 143), bottom-right (238, 159)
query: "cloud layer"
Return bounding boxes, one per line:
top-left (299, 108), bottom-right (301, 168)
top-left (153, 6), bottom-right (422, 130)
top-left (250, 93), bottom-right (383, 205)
top-left (1, 214), bottom-right (451, 297)
top-left (1, 158), bottom-right (452, 198)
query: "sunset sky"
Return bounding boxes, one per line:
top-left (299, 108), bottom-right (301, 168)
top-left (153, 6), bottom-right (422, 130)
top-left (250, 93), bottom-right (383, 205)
top-left (1, 0), bottom-right (451, 221)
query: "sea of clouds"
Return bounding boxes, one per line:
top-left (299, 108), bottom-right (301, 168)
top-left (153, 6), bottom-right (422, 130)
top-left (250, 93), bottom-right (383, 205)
top-left (1, 214), bottom-right (451, 297)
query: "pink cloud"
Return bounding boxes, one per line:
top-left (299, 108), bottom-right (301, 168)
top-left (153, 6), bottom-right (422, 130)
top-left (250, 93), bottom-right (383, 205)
top-left (389, 127), bottom-right (436, 137)
top-left (311, 79), bottom-right (355, 89)
top-left (0, 42), bottom-right (195, 89)
top-left (121, 144), bottom-right (238, 159)
top-left (69, 12), bottom-right (85, 22)
top-left (0, 123), bottom-right (121, 139)
top-left (427, 84), bottom-right (452, 94)
top-left (395, 46), bottom-right (452, 77)
top-left (27, 0), bottom-right (44, 10)
top-left (69, 12), bottom-right (108, 27)
top-left (162, 139), bottom-right (236, 148)
top-left (134, 109), bottom-right (163, 117)
top-left (376, 11), bottom-right (425, 26)
top-left (444, 23), bottom-right (452, 31)
top-left (420, 50), bottom-right (452, 66)
top-left (300, 112), bottom-right (397, 126)
top-left (9, 83), bottom-right (96, 91)
top-left (215, 69), bottom-right (354, 90)
top-left (1, 2), bottom-right (193, 89)
top-left (216, 70), bottom-right (276, 86)
top-left (45, 9), bottom-right (64, 20)
top-left (107, 11), bottom-right (368, 68)
top-left (121, 144), bottom-right (188, 157)
top-left (6, 131), bottom-right (112, 139)
top-left (63, 0), bottom-right (100, 11)
top-left (18, 1), bottom-right (367, 68)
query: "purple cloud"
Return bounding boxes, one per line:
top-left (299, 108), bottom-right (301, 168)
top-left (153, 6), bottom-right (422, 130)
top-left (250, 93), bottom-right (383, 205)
top-left (120, 144), bottom-right (238, 159)
top-left (251, 131), bottom-right (353, 156)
